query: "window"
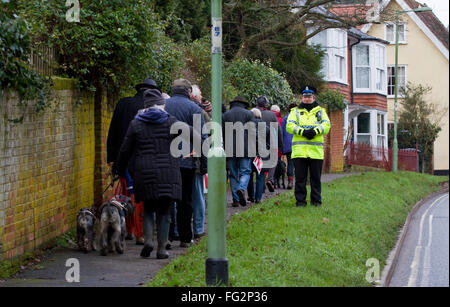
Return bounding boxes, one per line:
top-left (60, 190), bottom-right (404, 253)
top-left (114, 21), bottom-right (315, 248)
top-left (357, 113), bottom-right (371, 144)
top-left (355, 45), bottom-right (370, 89)
top-left (377, 113), bottom-right (386, 147)
top-left (333, 29), bottom-right (347, 82)
top-left (353, 42), bottom-right (387, 95)
top-left (387, 65), bottom-right (407, 96)
top-left (335, 54), bottom-right (345, 80)
top-left (308, 28), bottom-right (347, 84)
top-left (357, 113), bottom-right (370, 133)
top-left (385, 23), bottom-right (406, 44)
top-left (375, 45), bottom-right (385, 91)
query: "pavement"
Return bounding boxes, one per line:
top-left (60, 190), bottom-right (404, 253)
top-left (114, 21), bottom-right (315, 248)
top-left (0, 172), bottom-right (356, 287)
top-left (386, 191), bottom-right (449, 287)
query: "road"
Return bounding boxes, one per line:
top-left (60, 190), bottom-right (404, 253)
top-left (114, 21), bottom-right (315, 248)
top-left (389, 192), bottom-right (449, 287)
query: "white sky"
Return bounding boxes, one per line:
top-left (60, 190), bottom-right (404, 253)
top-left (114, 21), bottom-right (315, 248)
top-left (422, 0), bottom-right (449, 27)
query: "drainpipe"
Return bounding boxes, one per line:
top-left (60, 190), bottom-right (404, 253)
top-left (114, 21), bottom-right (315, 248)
top-left (349, 37), bottom-right (361, 105)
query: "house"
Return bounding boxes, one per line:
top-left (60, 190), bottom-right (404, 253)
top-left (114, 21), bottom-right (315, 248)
top-left (334, 0), bottom-right (449, 174)
top-left (307, 26), bottom-right (389, 172)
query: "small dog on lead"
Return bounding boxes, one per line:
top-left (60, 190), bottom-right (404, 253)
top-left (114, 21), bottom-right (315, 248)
top-left (76, 208), bottom-right (97, 253)
top-left (98, 196), bottom-right (133, 256)
top-left (274, 159), bottom-right (287, 189)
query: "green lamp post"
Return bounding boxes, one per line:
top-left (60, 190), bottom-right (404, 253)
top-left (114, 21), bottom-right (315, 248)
top-left (392, 6), bottom-right (432, 172)
top-left (205, 0), bottom-right (228, 286)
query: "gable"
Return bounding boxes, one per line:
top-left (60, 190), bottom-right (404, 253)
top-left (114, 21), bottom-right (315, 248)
top-left (363, 0), bottom-right (449, 60)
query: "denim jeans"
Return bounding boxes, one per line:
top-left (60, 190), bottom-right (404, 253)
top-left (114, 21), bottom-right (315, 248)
top-left (192, 173), bottom-right (205, 235)
top-left (228, 157), bottom-right (252, 201)
top-left (247, 168), bottom-right (265, 202)
top-left (286, 152), bottom-right (295, 177)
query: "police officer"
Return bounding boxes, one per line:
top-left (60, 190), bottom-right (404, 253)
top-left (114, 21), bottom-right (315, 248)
top-left (286, 86), bottom-right (330, 207)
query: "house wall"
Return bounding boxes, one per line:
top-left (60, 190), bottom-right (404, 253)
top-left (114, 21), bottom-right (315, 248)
top-left (0, 78), bottom-right (113, 260)
top-left (353, 93), bottom-right (388, 110)
top-left (367, 1), bottom-right (449, 172)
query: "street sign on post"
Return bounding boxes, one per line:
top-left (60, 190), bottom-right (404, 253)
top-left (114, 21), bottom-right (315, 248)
top-left (205, 0), bottom-right (228, 286)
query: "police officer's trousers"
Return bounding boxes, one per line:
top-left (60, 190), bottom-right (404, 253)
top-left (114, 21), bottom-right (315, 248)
top-left (293, 158), bottom-right (323, 205)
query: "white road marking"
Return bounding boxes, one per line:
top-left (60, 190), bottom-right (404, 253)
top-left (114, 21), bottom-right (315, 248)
top-left (421, 215), bottom-right (433, 287)
top-left (407, 194), bottom-right (448, 287)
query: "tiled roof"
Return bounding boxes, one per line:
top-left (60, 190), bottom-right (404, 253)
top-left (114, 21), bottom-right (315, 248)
top-left (403, 0), bottom-right (449, 49)
top-left (330, 4), bottom-right (370, 30)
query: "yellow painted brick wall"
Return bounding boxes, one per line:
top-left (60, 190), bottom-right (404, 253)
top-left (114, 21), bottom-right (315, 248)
top-left (0, 79), bottom-right (102, 260)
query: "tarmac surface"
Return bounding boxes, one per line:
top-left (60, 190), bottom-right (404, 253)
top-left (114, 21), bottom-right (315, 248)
top-left (0, 173), bottom-right (356, 287)
top-left (388, 192), bottom-right (449, 287)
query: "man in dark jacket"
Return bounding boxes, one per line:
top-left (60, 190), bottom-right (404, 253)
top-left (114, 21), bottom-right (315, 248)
top-left (165, 79), bottom-right (208, 248)
top-left (255, 96), bottom-right (283, 193)
top-left (223, 96), bottom-right (255, 207)
top-left (115, 89), bottom-right (184, 259)
top-left (107, 78), bottom-right (161, 245)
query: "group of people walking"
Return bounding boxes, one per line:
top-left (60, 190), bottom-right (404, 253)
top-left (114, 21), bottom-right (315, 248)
top-left (106, 77), bottom-right (330, 259)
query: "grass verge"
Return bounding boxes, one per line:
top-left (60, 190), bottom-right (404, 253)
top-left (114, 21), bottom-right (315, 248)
top-left (147, 172), bottom-right (448, 287)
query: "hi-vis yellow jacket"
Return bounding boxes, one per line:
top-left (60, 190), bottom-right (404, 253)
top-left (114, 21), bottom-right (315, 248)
top-left (286, 104), bottom-right (331, 160)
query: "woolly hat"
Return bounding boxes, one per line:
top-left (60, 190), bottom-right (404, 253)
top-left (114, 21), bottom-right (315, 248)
top-left (143, 89), bottom-right (165, 108)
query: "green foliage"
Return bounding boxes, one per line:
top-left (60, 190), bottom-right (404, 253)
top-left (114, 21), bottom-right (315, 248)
top-left (18, 0), bottom-right (182, 97)
top-left (250, 26), bottom-right (326, 93)
top-left (148, 172), bottom-right (447, 287)
top-left (151, 0), bottom-right (210, 42)
top-left (222, 0), bottom-right (326, 92)
top-left (0, 6), bottom-right (52, 113)
top-left (388, 83), bottom-right (444, 173)
top-left (317, 88), bottom-right (347, 111)
top-left (224, 59), bottom-right (295, 108)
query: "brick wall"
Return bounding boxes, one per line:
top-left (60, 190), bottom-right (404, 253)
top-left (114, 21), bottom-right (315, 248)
top-left (0, 78), bottom-right (113, 260)
top-left (322, 83), bottom-right (347, 173)
top-left (327, 110), bottom-right (344, 172)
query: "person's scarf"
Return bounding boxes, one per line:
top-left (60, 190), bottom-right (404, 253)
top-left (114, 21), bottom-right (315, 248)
top-left (299, 101), bottom-right (319, 112)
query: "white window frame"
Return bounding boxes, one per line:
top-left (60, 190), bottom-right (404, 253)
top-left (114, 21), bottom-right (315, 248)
top-left (385, 22), bottom-right (407, 44)
top-left (353, 110), bottom-right (388, 150)
top-left (352, 42), bottom-right (387, 95)
top-left (387, 65), bottom-right (408, 98)
top-left (354, 44), bottom-right (371, 91)
top-left (307, 28), bottom-right (348, 85)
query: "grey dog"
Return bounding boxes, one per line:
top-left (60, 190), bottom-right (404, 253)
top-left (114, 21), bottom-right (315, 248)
top-left (76, 208), bottom-right (97, 253)
top-left (98, 196), bottom-right (133, 256)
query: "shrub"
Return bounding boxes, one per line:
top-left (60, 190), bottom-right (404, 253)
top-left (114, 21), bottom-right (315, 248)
top-left (224, 58), bottom-right (295, 108)
top-left (316, 88), bottom-right (347, 111)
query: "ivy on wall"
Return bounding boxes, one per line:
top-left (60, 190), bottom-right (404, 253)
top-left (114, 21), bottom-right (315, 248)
top-left (0, 5), bottom-right (52, 116)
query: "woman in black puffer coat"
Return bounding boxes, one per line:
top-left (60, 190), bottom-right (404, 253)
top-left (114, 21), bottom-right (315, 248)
top-left (115, 89), bottom-right (191, 259)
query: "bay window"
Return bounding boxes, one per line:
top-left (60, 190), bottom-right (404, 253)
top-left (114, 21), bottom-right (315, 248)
top-left (353, 42), bottom-right (387, 95)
